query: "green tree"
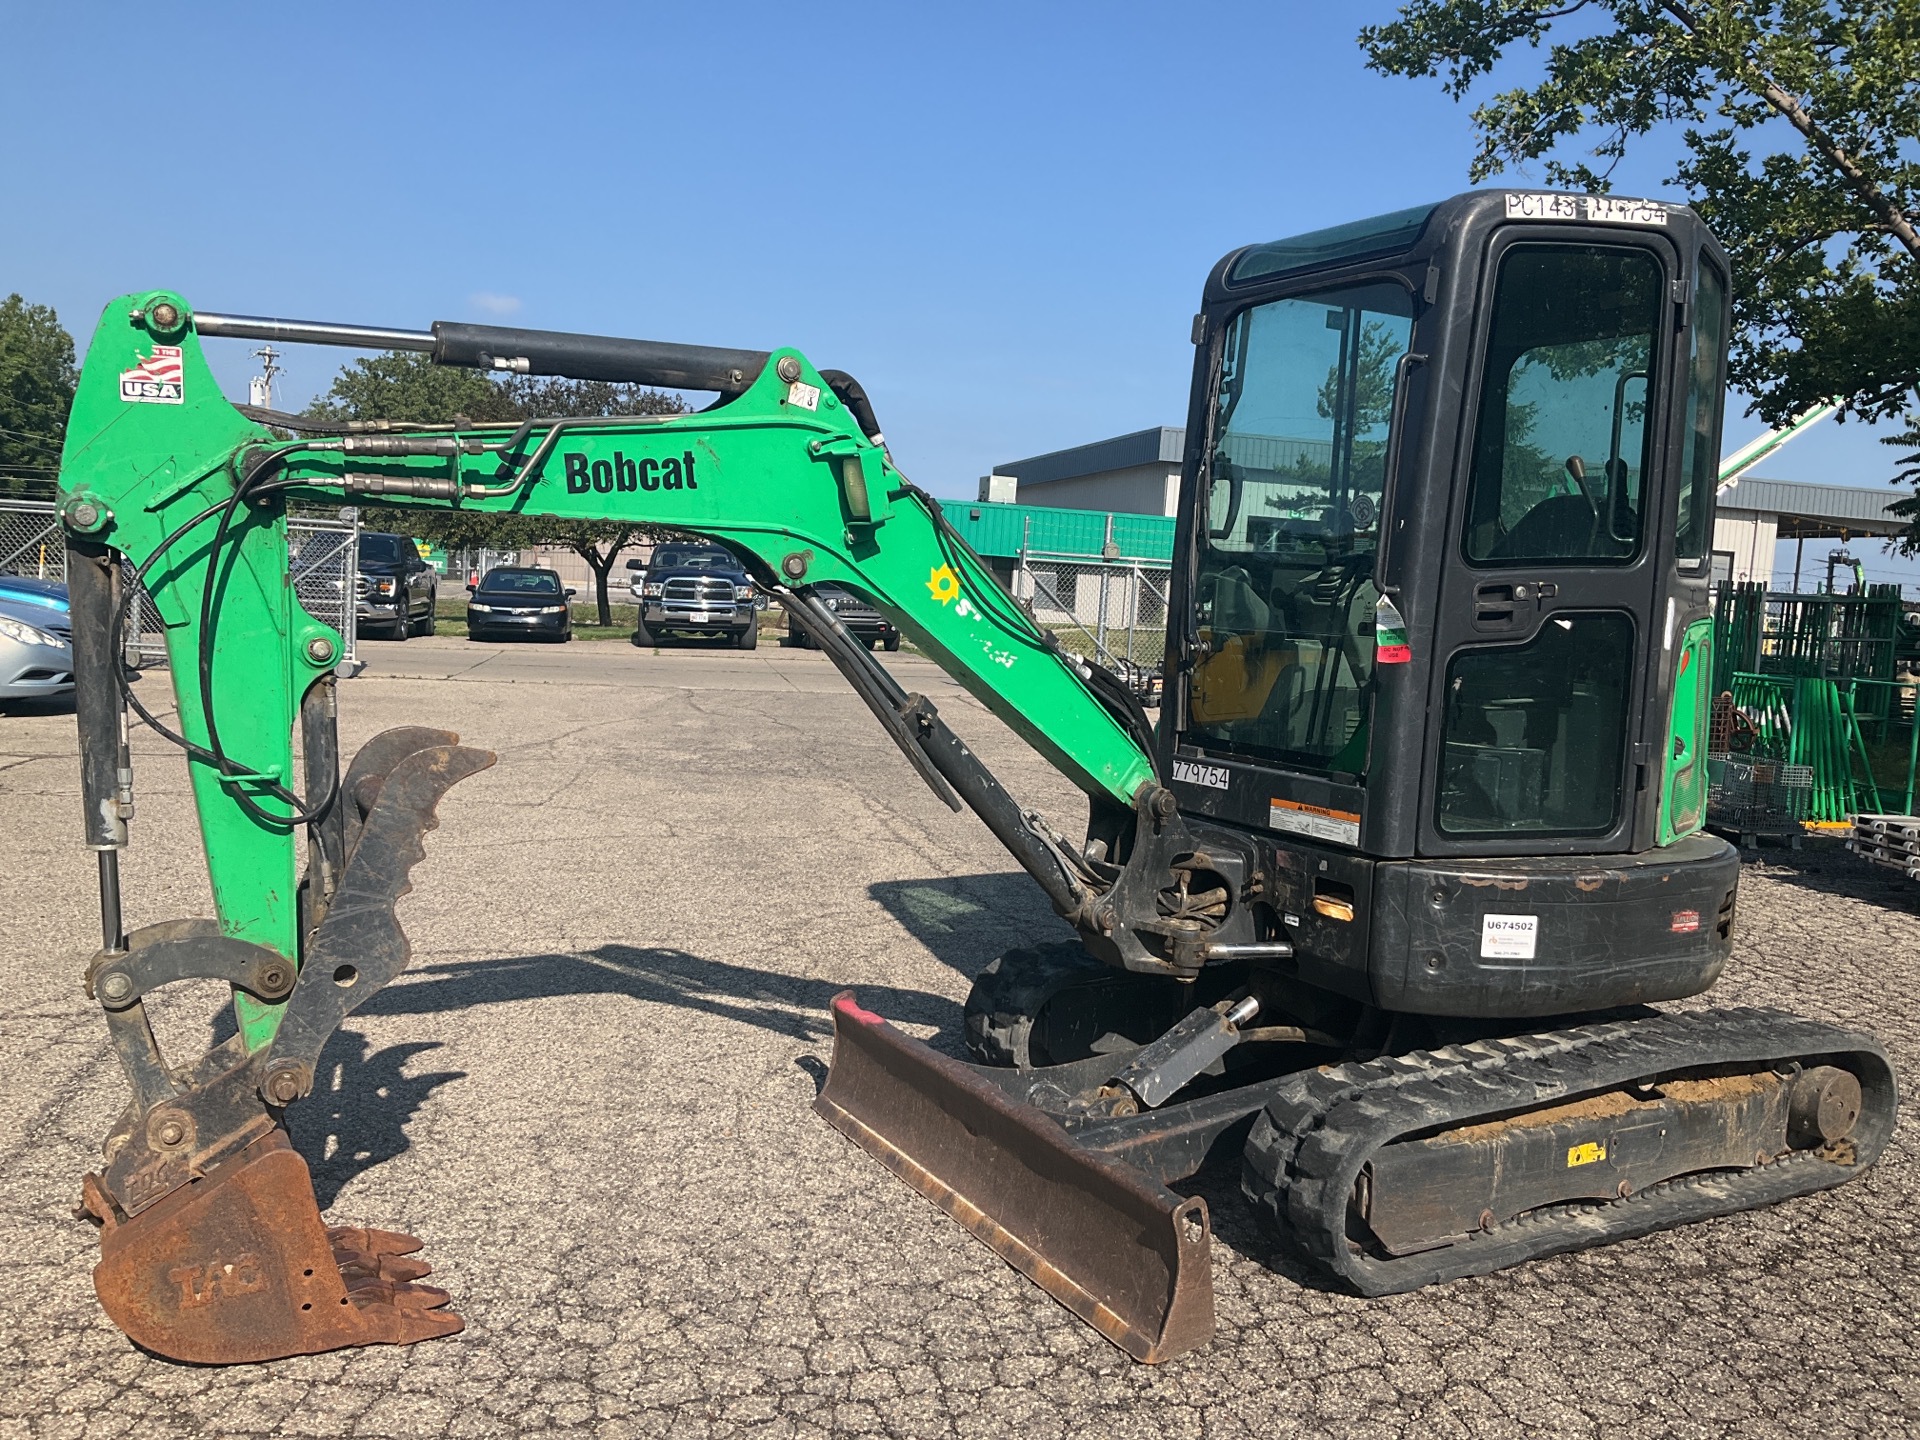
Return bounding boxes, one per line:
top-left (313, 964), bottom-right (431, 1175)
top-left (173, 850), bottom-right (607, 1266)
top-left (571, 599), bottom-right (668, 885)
top-left (1359, 1), bottom-right (1920, 533)
top-left (0, 295), bottom-right (78, 499)
top-left (304, 355), bottom-right (689, 624)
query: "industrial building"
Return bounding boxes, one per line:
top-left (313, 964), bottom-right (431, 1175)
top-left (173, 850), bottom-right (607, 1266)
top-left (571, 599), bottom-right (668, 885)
top-left (992, 428), bottom-right (1910, 590)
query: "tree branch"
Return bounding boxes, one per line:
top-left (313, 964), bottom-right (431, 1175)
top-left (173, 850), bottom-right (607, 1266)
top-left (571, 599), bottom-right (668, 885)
top-left (1658, 0), bottom-right (1920, 262)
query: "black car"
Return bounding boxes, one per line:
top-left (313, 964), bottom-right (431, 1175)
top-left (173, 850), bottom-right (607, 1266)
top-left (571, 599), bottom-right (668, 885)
top-left (466, 567), bottom-right (574, 642)
top-left (634, 543), bottom-right (760, 648)
top-left (789, 582), bottom-right (900, 651)
top-left (356, 532), bottom-right (438, 639)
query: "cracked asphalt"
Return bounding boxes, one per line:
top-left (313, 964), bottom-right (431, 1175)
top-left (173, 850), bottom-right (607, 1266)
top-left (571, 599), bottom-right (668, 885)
top-left (2, 636), bottom-right (1917, 1439)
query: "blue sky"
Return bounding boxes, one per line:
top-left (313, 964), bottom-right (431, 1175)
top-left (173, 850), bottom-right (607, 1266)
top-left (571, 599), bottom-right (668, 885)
top-left (3, 0), bottom-right (1911, 591)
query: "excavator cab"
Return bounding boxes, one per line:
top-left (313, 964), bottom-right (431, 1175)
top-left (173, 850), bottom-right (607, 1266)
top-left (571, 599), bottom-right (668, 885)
top-left (1161, 191), bottom-right (1739, 1013)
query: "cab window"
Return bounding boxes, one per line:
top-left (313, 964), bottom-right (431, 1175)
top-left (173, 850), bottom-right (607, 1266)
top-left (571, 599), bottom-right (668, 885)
top-left (1674, 259), bottom-right (1729, 562)
top-left (1462, 246), bottom-right (1665, 567)
top-left (1189, 280), bottom-right (1414, 775)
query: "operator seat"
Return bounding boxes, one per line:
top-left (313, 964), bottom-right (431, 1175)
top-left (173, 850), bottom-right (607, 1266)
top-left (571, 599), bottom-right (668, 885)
top-left (1490, 493), bottom-right (1596, 562)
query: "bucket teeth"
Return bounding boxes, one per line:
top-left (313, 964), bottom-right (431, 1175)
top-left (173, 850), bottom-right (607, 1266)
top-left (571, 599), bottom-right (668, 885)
top-left (329, 1227), bottom-right (436, 1285)
top-left (89, 1130), bottom-right (462, 1364)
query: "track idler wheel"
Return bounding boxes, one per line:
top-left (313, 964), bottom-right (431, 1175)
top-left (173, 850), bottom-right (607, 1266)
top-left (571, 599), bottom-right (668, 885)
top-left (964, 942), bottom-right (1187, 1067)
top-left (84, 1131), bottom-right (460, 1364)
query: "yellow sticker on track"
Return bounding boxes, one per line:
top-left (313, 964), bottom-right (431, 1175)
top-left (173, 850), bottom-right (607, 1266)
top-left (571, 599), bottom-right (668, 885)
top-left (1566, 1141), bottom-right (1607, 1168)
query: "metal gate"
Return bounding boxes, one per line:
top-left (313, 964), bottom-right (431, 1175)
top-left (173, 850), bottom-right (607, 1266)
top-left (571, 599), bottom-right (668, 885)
top-left (0, 498), bottom-right (359, 669)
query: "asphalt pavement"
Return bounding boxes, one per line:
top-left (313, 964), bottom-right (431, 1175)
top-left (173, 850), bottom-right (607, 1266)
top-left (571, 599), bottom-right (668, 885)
top-left (1, 634), bottom-right (1916, 1439)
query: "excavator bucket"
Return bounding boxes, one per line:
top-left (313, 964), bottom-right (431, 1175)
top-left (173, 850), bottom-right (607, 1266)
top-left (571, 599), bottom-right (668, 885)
top-left (814, 992), bottom-right (1214, 1363)
top-left (85, 1131), bottom-right (461, 1365)
top-left (73, 728), bottom-right (494, 1365)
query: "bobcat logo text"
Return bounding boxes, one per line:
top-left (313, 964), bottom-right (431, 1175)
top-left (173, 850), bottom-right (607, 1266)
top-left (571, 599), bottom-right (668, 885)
top-left (563, 451), bottom-right (699, 495)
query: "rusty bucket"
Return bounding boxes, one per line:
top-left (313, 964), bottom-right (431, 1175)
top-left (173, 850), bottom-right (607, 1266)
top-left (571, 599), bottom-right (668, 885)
top-left (85, 1131), bottom-right (461, 1364)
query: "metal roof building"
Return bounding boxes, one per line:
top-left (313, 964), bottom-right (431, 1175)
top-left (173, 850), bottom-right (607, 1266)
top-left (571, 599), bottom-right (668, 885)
top-left (1711, 477), bottom-right (1909, 585)
top-left (992, 428), bottom-right (1188, 516)
top-left (985, 424), bottom-right (1913, 589)
top-left (938, 499), bottom-right (1175, 563)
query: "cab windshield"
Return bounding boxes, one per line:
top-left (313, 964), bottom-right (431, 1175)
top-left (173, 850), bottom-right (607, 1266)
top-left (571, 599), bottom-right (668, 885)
top-left (1190, 280), bottom-right (1413, 775)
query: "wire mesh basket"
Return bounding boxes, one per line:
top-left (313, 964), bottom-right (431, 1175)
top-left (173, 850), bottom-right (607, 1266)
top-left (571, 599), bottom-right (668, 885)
top-left (1708, 755), bottom-right (1813, 834)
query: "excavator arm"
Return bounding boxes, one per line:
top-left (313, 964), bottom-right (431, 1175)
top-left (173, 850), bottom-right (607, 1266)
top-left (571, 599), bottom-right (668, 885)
top-left (55, 292), bottom-right (1220, 1364)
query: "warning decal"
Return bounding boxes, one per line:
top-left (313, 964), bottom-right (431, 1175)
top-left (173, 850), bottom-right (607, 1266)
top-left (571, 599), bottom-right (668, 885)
top-left (1268, 797), bottom-right (1360, 847)
top-left (120, 345), bottom-right (185, 405)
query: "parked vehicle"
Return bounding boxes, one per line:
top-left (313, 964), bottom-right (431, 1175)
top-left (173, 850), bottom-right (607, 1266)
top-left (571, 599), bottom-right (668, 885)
top-left (633, 542), bottom-right (759, 648)
top-left (356, 532), bottom-right (438, 639)
top-left (0, 581), bottom-right (73, 706)
top-left (466, 566), bottom-right (574, 642)
top-left (789, 582), bottom-right (899, 651)
top-left (0, 575), bottom-right (72, 618)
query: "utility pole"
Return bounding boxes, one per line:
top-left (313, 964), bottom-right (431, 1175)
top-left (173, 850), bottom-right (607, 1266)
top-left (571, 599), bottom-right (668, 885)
top-left (249, 345), bottom-right (283, 409)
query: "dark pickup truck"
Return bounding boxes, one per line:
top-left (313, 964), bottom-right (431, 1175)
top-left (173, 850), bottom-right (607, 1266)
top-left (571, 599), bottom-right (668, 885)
top-left (355, 532), bottom-right (438, 640)
top-left (632, 542), bottom-right (761, 648)
top-left (787, 582), bottom-right (900, 651)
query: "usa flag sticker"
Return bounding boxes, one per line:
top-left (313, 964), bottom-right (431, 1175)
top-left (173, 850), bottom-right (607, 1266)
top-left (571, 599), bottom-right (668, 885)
top-left (120, 345), bottom-right (185, 404)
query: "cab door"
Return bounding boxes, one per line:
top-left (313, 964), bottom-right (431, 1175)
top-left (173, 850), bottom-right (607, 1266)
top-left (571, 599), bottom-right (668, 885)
top-left (1419, 232), bottom-right (1679, 857)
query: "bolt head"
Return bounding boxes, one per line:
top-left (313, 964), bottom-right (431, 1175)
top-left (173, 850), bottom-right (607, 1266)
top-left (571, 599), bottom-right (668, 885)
top-left (148, 301), bottom-right (181, 331)
top-left (99, 972), bottom-right (132, 1001)
top-left (775, 356), bottom-right (802, 384)
top-left (304, 636), bottom-right (337, 664)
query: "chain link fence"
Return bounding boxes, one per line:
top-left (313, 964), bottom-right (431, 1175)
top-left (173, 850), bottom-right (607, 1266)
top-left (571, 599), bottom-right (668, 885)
top-left (1, 498), bottom-right (359, 669)
top-left (288, 517), bottom-right (360, 665)
top-left (1012, 550), bottom-right (1169, 703)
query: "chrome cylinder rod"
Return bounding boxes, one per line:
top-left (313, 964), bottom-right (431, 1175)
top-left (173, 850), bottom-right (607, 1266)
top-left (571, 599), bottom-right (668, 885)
top-left (194, 313), bottom-right (436, 352)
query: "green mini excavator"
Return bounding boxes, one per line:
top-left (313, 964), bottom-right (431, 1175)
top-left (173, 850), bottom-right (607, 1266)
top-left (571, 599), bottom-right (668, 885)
top-left (54, 190), bottom-right (1894, 1366)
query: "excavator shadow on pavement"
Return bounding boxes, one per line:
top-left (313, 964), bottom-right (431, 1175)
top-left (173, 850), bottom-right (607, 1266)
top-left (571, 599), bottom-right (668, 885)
top-left (349, 943), bottom-right (962, 1048)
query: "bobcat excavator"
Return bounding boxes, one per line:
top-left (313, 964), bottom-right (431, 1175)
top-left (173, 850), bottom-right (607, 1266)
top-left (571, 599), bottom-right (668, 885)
top-left (54, 190), bottom-right (1894, 1366)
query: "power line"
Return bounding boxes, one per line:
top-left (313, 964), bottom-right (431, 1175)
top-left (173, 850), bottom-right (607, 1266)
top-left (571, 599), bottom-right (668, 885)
top-left (0, 423), bottom-right (63, 449)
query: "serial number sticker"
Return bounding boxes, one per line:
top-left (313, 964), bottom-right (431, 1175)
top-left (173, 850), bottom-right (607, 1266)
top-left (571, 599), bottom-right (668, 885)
top-left (1504, 193), bottom-right (1669, 226)
top-left (1479, 913), bottom-right (1538, 960)
top-left (1566, 1141), bottom-right (1607, 1169)
top-left (786, 380), bottom-right (821, 411)
top-left (1268, 797), bottom-right (1360, 847)
top-left (1172, 759), bottom-right (1230, 791)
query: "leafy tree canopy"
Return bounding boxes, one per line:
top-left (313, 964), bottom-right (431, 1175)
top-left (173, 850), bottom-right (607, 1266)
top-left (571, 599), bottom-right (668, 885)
top-left (304, 354), bottom-right (691, 622)
top-left (0, 294), bottom-right (78, 499)
top-left (1359, 1), bottom-right (1920, 526)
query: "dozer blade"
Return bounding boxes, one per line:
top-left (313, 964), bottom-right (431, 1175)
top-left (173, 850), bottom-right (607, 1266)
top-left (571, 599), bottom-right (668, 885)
top-left (815, 992), bottom-right (1213, 1364)
top-left (87, 1126), bottom-right (461, 1364)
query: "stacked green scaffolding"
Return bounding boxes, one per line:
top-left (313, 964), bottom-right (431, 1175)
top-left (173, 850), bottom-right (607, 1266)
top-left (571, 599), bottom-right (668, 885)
top-left (1711, 582), bottom-right (1911, 823)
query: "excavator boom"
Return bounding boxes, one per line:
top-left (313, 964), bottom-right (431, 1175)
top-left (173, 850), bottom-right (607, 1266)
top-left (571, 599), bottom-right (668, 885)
top-left (56, 291), bottom-right (1210, 1363)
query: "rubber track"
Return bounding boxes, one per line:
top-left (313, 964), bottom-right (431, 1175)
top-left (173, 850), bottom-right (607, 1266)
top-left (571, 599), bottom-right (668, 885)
top-left (1241, 1005), bottom-right (1897, 1296)
top-left (963, 942), bottom-right (1119, 1067)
